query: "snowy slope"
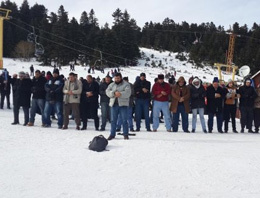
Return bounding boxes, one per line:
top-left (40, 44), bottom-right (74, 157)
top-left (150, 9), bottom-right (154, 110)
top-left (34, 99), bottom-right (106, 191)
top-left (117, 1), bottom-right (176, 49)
top-left (0, 49), bottom-right (258, 198)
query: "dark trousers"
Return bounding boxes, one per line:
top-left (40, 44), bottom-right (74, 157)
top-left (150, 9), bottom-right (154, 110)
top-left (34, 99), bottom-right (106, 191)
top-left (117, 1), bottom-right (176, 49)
top-left (135, 98), bottom-right (150, 130)
top-left (240, 106), bottom-right (254, 130)
top-left (208, 112), bottom-right (223, 132)
top-left (63, 103), bottom-right (81, 127)
top-left (13, 105), bottom-right (29, 124)
top-left (1, 91), bottom-right (10, 108)
top-left (224, 104), bottom-right (237, 132)
top-left (82, 103), bottom-right (99, 129)
top-left (254, 108), bottom-right (260, 132)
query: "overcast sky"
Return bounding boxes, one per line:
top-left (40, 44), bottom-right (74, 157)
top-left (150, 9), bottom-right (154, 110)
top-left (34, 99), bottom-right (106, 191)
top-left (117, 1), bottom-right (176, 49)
top-left (15, 0), bottom-right (259, 29)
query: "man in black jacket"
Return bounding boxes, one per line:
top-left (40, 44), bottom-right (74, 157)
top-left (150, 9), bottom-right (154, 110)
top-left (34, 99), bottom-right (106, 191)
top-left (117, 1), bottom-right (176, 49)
top-left (0, 72), bottom-right (11, 109)
top-left (43, 69), bottom-right (64, 128)
top-left (134, 73), bottom-right (151, 131)
top-left (206, 77), bottom-right (226, 133)
top-left (12, 71), bottom-right (32, 125)
top-left (81, 75), bottom-right (100, 130)
top-left (238, 78), bottom-right (257, 133)
top-left (99, 76), bottom-right (112, 131)
top-left (27, 70), bottom-right (47, 126)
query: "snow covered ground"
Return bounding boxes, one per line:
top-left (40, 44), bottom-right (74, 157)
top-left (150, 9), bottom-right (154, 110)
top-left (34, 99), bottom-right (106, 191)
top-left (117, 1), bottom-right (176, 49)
top-left (1, 49), bottom-right (259, 198)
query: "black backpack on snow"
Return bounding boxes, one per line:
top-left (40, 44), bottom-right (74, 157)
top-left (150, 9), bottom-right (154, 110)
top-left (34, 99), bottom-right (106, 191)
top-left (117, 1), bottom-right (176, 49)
top-left (89, 135), bottom-right (108, 152)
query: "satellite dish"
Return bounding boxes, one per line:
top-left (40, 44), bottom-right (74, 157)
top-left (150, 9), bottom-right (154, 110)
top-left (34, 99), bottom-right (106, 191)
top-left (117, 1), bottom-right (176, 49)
top-left (239, 65), bottom-right (250, 77)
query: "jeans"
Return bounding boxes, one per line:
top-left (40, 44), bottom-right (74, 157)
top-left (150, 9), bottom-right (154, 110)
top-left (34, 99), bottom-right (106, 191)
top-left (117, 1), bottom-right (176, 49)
top-left (117, 106), bottom-right (134, 130)
top-left (135, 98), bottom-right (151, 130)
top-left (110, 105), bottom-right (128, 136)
top-left (192, 108), bottom-right (206, 131)
top-left (208, 112), bottom-right (223, 132)
top-left (152, 100), bottom-right (171, 130)
top-left (100, 102), bottom-right (111, 129)
top-left (172, 104), bottom-right (189, 132)
top-left (13, 105), bottom-right (29, 124)
top-left (43, 101), bottom-right (63, 127)
top-left (29, 98), bottom-right (45, 124)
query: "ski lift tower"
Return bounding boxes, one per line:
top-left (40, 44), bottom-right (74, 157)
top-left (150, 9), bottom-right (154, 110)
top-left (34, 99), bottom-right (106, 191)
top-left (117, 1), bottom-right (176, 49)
top-left (0, 8), bottom-right (11, 70)
top-left (214, 32), bottom-right (238, 81)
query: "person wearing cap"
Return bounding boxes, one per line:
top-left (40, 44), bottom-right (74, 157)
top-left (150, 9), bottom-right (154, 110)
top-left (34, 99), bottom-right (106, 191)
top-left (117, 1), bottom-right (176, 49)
top-left (238, 78), bottom-right (257, 133)
top-left (80, 75), bottom-right (100, 131)
top-left (12, 71), bottom-right (32, 125)
top-left (206, 77), bottom-right (226, 133)
top-left (223, 80), bottom-right (239, 133)
top-left (151, 74), bottom-right (172, 132)
top-left (43, 69), bottom-right (64, 128)
top-left (106, 73), bottom-right (131, 140)
top-left (134, 73), bottom-right (151, 132)
top-left (27, 70), bottom-right (47, 126)
top-left (189, 77), bottom-right (207, 133)
top-left (171, 76), bottom-right (191, 133)
top-left (99, 75), bottom-right (112, 131)
top-left (62, 72), bottom-right (82, 130)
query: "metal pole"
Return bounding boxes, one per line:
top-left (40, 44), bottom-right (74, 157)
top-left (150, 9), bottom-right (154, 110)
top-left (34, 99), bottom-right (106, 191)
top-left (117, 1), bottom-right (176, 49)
top-left (0, 18), bottom-right (3, 69)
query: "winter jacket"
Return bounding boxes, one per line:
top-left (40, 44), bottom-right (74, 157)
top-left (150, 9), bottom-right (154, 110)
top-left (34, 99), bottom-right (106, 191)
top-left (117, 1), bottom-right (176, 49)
top-left (152, 82), bottom-right (171, 102)
top-left (238, 81), bottom-right (257, 108)
top-left (224, 86), bottom-right (238, 106)
top-left (99, 81), bottom-right (112, 103)
top-left (81, 80), bottom-right (99, 107)
top-left (171, 83), bottom-right (190, 113)
top-left (0, 75), bottom-right (11, 94)
top-left (31, 76), bottom-right (47, 99)
top-left (206, 85), bottom-right (226, 113)
top-left (134, 79), bottom-right (151, 100)
top-left (63, 79), bottom-right (82, 104)
top-left (129, 83), bottom-right (135, 107)
top-left (106, 80), bottom-right (131, 107)
top-left (13, 78), bottom-right (32, 107)
top-left (254, 87), bottom-right (260, 109)
top-left (45, 76), bottom-right (64, 102)
top-left (190, 84), bottom-right (206, 109)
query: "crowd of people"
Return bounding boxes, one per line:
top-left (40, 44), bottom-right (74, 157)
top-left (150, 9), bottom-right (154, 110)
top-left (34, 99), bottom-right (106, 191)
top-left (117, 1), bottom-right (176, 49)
top-left (0, 67), bottom-right (260, 140)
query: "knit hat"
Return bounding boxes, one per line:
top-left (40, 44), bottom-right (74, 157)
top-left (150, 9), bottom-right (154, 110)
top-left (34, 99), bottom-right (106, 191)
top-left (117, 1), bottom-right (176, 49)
top-left (140, 73), bottom-right (146, 77)
top-left (158, 74), bottom-right (164, 80)
top-left (213, 77), bottom-right (219, 83)
top-left (53, 69), bottom-right (60, 75)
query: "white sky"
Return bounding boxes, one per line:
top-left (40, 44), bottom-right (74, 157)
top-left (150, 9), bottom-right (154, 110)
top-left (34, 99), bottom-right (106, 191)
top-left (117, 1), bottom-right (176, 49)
top-left (14, 0), bottom-right (260, 29)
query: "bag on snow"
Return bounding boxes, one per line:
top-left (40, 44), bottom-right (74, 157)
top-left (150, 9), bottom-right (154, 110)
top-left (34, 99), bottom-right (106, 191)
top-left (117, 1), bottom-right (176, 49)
top-left (89, 135), bottom-right (108, 152)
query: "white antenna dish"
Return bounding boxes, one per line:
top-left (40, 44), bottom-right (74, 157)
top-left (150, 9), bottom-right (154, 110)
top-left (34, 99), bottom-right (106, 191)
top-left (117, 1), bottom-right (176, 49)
top-left (239, 65), bottom-right (250, 77)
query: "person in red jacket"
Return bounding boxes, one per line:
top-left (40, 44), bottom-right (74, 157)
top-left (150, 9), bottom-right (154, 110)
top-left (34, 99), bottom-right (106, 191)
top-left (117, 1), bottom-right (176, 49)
top-left (151, 74), bottom-right (172, 132)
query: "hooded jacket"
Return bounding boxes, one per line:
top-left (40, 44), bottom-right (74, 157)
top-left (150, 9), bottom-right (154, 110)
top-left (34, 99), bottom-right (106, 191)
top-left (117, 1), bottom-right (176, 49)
top-left (171, 76), bottom-right (190, 113)
top-left (190, 78), bottom-right (206, 109)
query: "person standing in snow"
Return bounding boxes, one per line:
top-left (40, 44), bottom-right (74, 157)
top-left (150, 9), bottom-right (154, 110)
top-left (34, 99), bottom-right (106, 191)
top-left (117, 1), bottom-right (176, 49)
top-left (99, 75), bottom-right (112, 131)
top-left (43, 69), bottom-right (64, 128)
top-left (27, 70), bottom-right (47, 126)
top-left (62, 72), bottom-right (82, 130)
top-left (238, 78), bottom-right (257, 133)
top-left (254, 84), bottom-right (260, 133)
top-left (189, 77), bottom-right (207, 133)
top-left (80, 75), bottom-right (100, 131)
top-left (151, 74), bottom-right (172, 132)
top-left (223, 80), bottom-right (239, 133)
top-left (12, 71), bottom-right (32, 125)
top-left (206, 77), bottom-right (226, 133)
top-left (106, 73), bottom-right (131, 140)
top-left (134, 73), bottom-right (151, 132)
top-left (0, 71), bottom-right (11, 109)
top-left (171, 76), bottom-right (190, 133)
top-left (30, 65), bottom-right (34, 77)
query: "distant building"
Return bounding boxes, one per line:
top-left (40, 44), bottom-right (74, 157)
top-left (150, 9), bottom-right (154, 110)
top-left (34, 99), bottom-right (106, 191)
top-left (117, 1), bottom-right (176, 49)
top-left (252, 70), bottom-right (260, 87)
